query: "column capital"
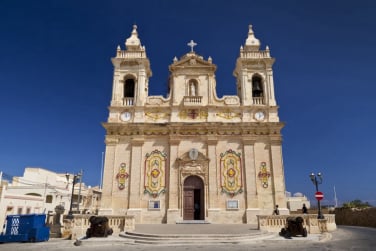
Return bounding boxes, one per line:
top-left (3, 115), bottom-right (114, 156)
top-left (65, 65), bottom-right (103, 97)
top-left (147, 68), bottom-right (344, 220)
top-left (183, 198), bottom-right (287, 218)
top-left (131, 137), bottom-right (144, 146)
top-left (242, 136), bottom-right (256, 145)
top-left (105, 136), bottom-right (119, 145)
top-left (207, 136), bottom-right (218, 145)
top-left (169, 137), bottom-right (180, 145)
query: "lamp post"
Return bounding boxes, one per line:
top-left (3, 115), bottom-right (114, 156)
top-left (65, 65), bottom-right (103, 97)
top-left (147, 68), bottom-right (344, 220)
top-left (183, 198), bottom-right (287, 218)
top-left (65, 172), bottom-right (82, 218)
top-left (309, 172), bottom-right (324, 219)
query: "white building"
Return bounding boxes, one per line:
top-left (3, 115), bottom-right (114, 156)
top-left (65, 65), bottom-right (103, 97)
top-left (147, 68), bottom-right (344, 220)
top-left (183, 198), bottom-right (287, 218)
top-left (0, 168), bottom-right (101, 228)
top-left (286, 192), bottom-right (310, 212)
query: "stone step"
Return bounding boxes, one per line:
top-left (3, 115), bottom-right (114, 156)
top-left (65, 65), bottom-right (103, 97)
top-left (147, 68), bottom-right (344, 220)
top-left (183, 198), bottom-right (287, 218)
top-left (119, 231), bottom-right (275, 245)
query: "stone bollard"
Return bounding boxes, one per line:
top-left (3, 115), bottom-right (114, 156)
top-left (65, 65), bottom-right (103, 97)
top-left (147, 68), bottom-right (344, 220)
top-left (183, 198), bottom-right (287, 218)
top-left (49, 205), bottom-right (65, 238)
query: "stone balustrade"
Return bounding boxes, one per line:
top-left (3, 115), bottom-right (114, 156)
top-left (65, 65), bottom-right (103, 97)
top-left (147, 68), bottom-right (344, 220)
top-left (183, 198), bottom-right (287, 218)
top-left (184, 96), bottom-right (202, 105)
top-left (240, 50), bottom-right (271, 59)
top-left (253, 97), bottom-right (265, 105)
top-left (257, 214), bottom-right (336, 234)
top-left (116, 50), bottom-right (146, 59)
top-left (123, 97), bottom-right (134, 106)
top-left (62, 215), bottom-right (135, 239)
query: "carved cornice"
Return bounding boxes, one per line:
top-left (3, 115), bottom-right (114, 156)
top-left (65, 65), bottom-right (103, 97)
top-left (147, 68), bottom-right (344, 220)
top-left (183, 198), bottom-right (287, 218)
top-left (102, 122), bottom-right (284, 138)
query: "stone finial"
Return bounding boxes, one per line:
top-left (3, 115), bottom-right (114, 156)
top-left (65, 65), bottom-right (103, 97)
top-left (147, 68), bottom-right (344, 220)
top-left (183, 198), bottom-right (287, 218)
top-left (266, 45), bottom-right (270, 51)
top-left (208, 56), bottom-right (212, 63)
top-left (125, 25), bottom-right (142, 50)
top-left (117, 45), bottom-right (121, 51)
top-left (244, 24), bottom-right (260, 51)
top-left (173, 56), bottom-right (178, 62)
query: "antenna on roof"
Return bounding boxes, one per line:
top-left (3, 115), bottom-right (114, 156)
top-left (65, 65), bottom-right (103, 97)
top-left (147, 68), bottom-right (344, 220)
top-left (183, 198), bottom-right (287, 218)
top-left (334, 186), bottom-right (338, 208)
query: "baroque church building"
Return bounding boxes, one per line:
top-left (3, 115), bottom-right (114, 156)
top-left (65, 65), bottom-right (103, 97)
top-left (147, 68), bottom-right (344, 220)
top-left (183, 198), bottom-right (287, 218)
top-left (100, 25), bottom-right (288, 224)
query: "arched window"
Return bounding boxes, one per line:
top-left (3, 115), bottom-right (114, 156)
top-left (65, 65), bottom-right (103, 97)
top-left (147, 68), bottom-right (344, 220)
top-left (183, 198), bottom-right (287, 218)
top-left (124, 78), bottom-right (135, 98)
top-left (252, 75), bottom-right (263, 97)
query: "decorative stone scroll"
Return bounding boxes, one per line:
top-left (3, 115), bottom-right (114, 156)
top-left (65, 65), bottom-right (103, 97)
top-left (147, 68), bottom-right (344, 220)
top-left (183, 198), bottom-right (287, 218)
top-left (216, 109), bottom-right (242, 119)
top-left (220, 149), bottom-right (243, 197)
top-left (179, 109), bottom-right (208, 119)
top-left (145, 110), bottom-right (170, 121)
top-left (144, 150), bottom-right (167, 197)
top-left (258, 162), bottom-right (271, 188)
top-left (116, 163), bottom-right (129, 190)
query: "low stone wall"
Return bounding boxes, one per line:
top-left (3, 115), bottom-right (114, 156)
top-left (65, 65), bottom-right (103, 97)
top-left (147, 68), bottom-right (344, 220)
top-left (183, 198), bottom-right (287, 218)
top-left (335, 207), bottom-right (376, 228)
top-left (257, 214), bottom-right (337, 234)
top-left (62, 215), bottom-right (135, 239)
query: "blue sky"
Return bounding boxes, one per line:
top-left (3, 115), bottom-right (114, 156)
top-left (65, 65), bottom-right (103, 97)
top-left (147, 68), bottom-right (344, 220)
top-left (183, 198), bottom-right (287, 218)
top-left (0, 0), bottom-right (375, 206)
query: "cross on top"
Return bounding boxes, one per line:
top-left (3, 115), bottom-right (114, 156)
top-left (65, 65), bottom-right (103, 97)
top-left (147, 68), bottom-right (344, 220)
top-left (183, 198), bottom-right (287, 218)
top-left (187, 40), bottom-right (197, 52)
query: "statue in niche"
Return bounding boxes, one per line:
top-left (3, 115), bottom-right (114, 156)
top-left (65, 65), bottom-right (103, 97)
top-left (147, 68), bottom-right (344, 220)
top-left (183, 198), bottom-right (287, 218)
top-left (190, 82), bottom-right (196, 96)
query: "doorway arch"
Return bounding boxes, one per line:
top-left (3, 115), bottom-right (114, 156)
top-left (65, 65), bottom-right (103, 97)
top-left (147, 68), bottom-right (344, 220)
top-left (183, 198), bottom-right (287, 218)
top-left (183, 176), bottom-right (204, 220)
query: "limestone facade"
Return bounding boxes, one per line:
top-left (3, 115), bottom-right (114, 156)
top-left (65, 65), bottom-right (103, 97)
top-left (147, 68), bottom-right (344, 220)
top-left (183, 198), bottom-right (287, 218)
top-left (100, 25), bottom-right (288, 224)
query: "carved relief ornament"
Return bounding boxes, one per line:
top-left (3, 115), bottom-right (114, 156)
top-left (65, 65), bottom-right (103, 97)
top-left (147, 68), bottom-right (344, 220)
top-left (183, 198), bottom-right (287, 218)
top-left (176, 150), bottom-right (209, 184)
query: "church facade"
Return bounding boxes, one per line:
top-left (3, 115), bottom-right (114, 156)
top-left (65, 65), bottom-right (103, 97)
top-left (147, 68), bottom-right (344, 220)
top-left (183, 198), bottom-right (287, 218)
top-left (100, 25), bottom-right (288, 224)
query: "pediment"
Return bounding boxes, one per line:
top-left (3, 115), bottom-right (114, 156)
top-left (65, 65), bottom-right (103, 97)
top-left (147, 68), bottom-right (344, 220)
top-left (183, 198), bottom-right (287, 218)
top-left (169, 53), bottom-right (216, 72)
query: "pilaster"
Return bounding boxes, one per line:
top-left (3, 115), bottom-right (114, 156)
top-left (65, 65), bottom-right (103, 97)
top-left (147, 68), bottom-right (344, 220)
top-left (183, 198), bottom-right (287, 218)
top-left (242, 138), bottom-right (258, 208)
top-left (100, 136), bottom-right (119, 213)
top-left (207, 137), bottom-right (218, 209)
top-left (270, 140), bottom-right (287, 208)
top-left (128, 137), bottom-right (144, 209)
top-left (167, 138), bottom-right (180, 223)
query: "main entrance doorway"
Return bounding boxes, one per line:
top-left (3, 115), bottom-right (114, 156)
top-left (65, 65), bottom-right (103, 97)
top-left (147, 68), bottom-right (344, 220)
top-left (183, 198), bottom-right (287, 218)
top-left (183, 176), bottom-right (204, 220)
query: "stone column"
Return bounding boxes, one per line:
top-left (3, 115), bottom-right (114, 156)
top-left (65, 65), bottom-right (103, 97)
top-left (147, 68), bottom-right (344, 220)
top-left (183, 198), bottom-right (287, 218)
top-left (167, 138), bottom-right (180, 223)
top-left (136, 70), bottom-right (146, 106)
top-left (267, 69), bottom-right (276, 106)
top-left (127, 137), bottom-right (144, 222)
top-left (243, 137), bottom-right (259, 223)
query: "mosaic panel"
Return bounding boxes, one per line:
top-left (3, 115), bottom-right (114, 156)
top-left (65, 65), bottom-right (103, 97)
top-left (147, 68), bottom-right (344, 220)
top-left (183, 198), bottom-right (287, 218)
top-left (144, 150), bottom-right (167, 197)
top-left (220, 149), bottom-right (243, 197)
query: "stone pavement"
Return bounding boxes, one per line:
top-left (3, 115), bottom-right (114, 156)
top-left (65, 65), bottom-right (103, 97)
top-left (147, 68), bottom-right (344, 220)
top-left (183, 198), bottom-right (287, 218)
top-left (0, 224), bottom-right (331, 251)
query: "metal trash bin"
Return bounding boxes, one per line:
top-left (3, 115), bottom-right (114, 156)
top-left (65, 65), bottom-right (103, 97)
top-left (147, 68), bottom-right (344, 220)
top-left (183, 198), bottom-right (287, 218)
top-left (0, 214), bottom-right (50, 243)
top-left (86, 216), bottom-right (113, 238)
top-left (279, 216), bottom-right (307, 238)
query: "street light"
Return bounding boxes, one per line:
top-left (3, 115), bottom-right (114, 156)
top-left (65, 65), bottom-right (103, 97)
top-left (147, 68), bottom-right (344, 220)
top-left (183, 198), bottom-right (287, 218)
top-left (65, 172), bottom-right (82, 218)
top-left (309, 172), bottom-right (324, 219)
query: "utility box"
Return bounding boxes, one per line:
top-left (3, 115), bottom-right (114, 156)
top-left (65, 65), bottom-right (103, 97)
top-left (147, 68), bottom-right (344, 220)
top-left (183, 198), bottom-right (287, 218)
top-left (0, 214), bottom-right (50, 243)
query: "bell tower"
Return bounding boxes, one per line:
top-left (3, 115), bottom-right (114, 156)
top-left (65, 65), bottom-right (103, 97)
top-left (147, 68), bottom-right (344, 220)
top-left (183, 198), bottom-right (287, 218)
top-left (110, 25), bottom-right (152, 108)
top-left (233, 25), bottom-right (279, 122)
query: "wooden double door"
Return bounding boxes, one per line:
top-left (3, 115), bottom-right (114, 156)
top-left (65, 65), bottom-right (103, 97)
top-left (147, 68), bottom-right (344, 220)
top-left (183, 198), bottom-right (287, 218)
top-left (183, 176), bottom-right (204, 220)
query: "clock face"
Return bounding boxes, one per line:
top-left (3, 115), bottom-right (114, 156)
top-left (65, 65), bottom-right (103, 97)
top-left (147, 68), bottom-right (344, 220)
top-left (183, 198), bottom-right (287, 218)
top-left (255, 111), bottom-right (265, 121)
top-left (120, 112), bottom-right (131, 121)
